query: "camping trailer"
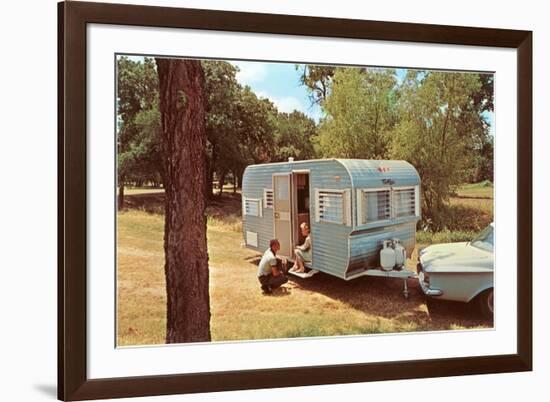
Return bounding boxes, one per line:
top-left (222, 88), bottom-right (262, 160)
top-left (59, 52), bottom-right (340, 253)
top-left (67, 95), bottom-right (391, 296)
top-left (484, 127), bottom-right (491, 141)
top-left (242, 158), bottom-right (421, 297)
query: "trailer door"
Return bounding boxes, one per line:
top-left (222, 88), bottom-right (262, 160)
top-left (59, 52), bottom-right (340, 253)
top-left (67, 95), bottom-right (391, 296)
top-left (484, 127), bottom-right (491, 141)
top-left (273, 173), bottom-right (293, 258)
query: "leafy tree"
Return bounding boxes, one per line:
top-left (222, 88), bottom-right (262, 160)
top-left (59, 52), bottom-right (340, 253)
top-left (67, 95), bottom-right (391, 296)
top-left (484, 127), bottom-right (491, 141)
top-left (272, 110), bottom-right (317, 162)
top-left (202, 61), bottom-right (281, 196)
top-left (296, 64), bottom-right (335, 105)
top-left (467, 74), bottom-right (494, 182)
top-left (156, 58), bottom-right (210, 343)
top-left (129, 96), bottom-right (163, 186)
top-left (316, 67), bottom-right (398, 159)
top-left (116, 56), bottom-right (159, 208)
top-left (390, 71), bottom-right (482, 230)
top-left (228, 86), bottom-right (278, 189)
top-left (202, 61), bottom-right (242, 198)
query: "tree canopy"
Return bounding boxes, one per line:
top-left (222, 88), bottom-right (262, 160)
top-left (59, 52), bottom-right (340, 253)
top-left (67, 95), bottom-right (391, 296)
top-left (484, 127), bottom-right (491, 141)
top-left (316, 67), bottom-right (398, 159)
top-left (389, 71), bottom-right (485, 229)
top-left (117, 58), bottom-right (494, 230)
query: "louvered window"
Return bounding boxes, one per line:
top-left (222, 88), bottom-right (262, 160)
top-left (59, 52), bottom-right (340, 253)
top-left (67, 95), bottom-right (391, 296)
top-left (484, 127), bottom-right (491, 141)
top-left (316, 190), bottom-right (350, 225)
top-left (393, 187), bottom-right (416, 218)
top-left (359, 189), bottom-right (391, 224)
top-left (243, 198), bottom-right (262, 217)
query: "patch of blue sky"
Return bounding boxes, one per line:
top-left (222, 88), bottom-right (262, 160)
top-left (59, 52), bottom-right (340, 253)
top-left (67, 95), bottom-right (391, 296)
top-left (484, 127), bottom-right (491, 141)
top-left (231, 60), bottom-right (323, 122)
top-left (482, 110), bottom-right (495, 136)
top-left (395, 68), bottom-right (407, 85)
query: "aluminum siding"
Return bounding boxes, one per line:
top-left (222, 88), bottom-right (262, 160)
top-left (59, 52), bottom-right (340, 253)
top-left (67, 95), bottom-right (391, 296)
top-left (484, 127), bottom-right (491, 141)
top-left (242, 160), bottom-right (352, 279)
top-left (348, 220), bottom-right (417, 274)
top-left (242, 159), bottom-right (421, 280)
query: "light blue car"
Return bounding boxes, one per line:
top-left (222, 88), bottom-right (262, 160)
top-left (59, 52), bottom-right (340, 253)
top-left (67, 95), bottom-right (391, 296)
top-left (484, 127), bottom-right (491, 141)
top-left (417, 223), bottom-right (494, 318)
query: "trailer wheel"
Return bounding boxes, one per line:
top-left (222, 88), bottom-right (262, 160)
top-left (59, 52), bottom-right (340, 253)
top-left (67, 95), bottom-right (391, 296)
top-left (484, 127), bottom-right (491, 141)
top-left (477, 288), bottom-right (494, 320)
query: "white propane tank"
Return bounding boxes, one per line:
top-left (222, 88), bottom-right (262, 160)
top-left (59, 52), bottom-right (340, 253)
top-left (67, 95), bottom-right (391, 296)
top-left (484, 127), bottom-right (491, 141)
top-left (393, 238), bottom-right (406, 269)
top-left (380, 240), bottom-right (396, 271)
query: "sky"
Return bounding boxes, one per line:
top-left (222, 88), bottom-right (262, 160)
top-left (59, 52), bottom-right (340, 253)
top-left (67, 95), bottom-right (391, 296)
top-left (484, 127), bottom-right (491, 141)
top-left (122, 55), bottom-right (493, 133)
top-left (230, 60), bottom-right (323, 121)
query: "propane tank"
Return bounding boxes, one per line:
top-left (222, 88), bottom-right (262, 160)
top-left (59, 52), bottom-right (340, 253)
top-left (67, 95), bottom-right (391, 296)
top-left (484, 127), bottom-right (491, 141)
top-left (393, 238), bottom-right (406, 269)
top-left (380, 240), bottom-right (396, 271)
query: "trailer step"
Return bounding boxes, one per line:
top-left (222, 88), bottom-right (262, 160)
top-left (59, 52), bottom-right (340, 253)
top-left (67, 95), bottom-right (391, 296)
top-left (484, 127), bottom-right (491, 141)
top-left (288, 269), bottom-right (320, 279)
top-left (346, 268), bottom-right (417, 280)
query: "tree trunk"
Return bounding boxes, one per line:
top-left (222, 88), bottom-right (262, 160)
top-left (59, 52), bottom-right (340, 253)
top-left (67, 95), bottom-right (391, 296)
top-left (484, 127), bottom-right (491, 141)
top-left (206, 145), bottom-right (218, 200)
top-left (233, 171), bottom-right (237, 193)
top-left (206, 163), bottom-right (214, 200)
top-left (156, 58), bottom-right (211, 343)
top-left (217, 170), bottom-right (227, 198)
top-left (118, 183), bottom-right (125, 210)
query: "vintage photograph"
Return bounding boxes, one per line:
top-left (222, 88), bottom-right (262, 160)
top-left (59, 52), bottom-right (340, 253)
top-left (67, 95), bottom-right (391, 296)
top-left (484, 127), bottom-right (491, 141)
top-left (116, 55), bottom-right (494, 346)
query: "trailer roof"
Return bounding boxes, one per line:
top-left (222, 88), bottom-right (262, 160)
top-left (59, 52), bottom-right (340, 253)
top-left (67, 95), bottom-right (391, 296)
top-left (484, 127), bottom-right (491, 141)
top-left (245, 159), bottom-right (420, 188)
top-left (246, 158), bottom-right (414, 168)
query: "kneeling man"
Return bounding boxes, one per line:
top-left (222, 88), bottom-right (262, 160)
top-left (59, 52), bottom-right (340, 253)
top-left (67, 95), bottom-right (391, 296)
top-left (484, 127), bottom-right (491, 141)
top-left (258, 239), bottom-right (288, 294)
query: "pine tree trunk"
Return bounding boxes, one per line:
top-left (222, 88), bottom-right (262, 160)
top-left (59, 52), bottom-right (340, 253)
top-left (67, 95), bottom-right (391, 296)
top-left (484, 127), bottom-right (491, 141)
top-left (156, 58), bottom-right (211, 343)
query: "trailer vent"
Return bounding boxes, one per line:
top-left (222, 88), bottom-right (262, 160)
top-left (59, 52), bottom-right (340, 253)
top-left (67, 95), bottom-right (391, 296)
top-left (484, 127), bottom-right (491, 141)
top-left (243, 197), bottom-right (262, 217)
top-left (263, 189), bottom-right (274, 208)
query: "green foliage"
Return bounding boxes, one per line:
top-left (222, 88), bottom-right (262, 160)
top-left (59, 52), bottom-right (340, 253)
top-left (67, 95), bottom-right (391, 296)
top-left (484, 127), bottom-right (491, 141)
top-left (116, 57), bottom-right (494, 232)
top-left (117, 56), bottom-right (161, 187)
top-left (296, 65), bottom-right (335, 105)
top-left (316, 68), bottom-right (397, 159)
top-left (416, 230), bottom-right (477, 245)
top-left (272, 111), bottom-right (317, 162)
top-left (233, 86), bottom-right (278, 165)
top-left (202, 60), bottom-right (243, 192)
top-left (389, 71), bottom-right (483, 230)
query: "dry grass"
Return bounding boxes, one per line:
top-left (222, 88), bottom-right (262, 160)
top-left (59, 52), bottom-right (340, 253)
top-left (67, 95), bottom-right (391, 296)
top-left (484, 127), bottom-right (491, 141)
top-left (117, 188), bottom-right (492, 346)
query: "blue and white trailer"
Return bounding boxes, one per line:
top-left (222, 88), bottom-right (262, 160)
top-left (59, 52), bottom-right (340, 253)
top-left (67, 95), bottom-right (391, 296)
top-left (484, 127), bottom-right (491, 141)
top-left (241, 158), bottom-right (421, 297)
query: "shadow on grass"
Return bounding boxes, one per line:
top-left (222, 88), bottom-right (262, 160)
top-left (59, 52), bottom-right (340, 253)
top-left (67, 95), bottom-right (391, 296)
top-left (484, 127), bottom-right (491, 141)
top-left (267, 287), bottom-right (292, 297)
top-left (122, 191), bottom-right (243, 220)
top-left (288, 272), bottom-right (492, 331)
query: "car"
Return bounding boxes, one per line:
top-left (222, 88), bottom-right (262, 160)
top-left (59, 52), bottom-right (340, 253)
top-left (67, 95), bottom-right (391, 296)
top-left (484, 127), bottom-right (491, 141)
top-left (417, 223), bottom-right (494, 319)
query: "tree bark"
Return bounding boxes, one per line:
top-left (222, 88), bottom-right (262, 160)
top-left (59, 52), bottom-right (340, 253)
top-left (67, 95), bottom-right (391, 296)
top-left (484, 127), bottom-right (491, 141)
top-left (156, 58), bottom-right (211, 343)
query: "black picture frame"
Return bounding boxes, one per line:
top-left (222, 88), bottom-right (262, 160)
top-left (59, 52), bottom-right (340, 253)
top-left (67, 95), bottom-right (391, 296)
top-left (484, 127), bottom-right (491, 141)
top-left (58, 1), bottom-right (532, 400)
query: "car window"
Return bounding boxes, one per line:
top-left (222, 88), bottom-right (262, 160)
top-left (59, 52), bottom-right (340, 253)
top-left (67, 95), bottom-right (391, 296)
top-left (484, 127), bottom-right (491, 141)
top-left (471, 225), bottom-right (494, 252)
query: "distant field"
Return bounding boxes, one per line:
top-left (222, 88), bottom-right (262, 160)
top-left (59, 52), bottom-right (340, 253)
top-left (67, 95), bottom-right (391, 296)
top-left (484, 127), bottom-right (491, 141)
top-left (454, 180), bottom-right (493, 199)
top-left (117, 183), bottom-right (493, 346)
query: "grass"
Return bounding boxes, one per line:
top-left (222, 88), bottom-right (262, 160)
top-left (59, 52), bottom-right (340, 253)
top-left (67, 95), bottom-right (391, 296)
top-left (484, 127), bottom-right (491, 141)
top-left (117, 185), bottom-right (493, 346)
top-left (453, 180), bottom-right (493, 199)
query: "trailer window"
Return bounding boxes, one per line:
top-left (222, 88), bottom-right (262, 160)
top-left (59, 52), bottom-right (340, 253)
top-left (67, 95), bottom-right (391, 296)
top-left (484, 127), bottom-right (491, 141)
top-left (393, 187), bottom-right (416, 218)
top-left (316, 190), bottom-right (348, 225)
top-left (359, 189), bottom-right (391, 224)
top-left (243, 197), bottom-right (262, 217)
top-left (263, 189), bottom-right (274, 208)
